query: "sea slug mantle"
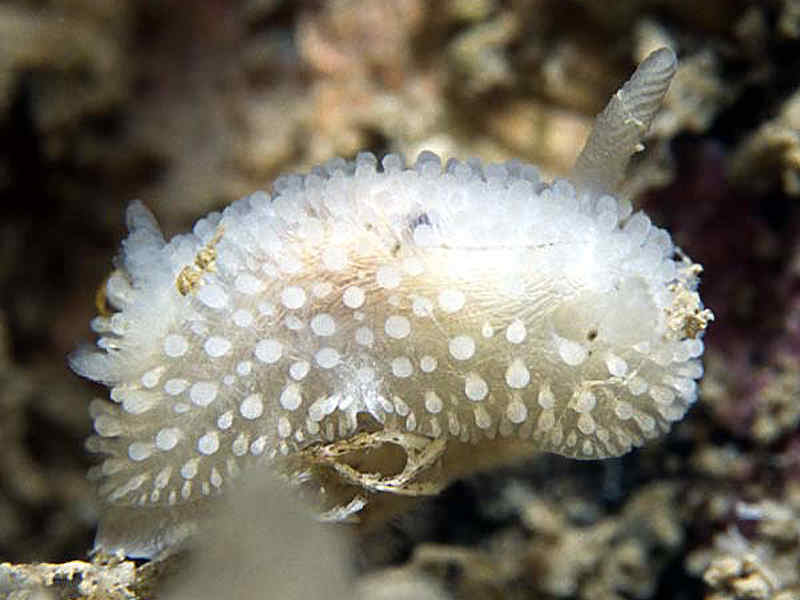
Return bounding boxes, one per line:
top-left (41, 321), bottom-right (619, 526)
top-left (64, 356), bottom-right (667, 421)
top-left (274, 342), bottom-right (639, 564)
top-left (70, 48), bottom-right (713, 558)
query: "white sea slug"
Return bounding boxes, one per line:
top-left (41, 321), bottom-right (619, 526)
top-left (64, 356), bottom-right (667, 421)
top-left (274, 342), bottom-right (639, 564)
top-left (71, 48), bottom-right (712, 557)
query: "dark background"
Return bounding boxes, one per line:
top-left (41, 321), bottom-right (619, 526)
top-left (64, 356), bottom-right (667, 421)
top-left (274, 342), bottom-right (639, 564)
top-left (1, 0), bottom-right (799, 596)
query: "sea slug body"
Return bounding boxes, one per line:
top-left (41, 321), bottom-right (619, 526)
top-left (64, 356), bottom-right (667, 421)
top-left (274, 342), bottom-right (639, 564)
top-left (70, 48), bottom-right (712, 558)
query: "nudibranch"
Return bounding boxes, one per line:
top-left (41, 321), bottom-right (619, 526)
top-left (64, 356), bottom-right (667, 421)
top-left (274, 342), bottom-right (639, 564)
top-left (71, 48), bottom-right (712, 558)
